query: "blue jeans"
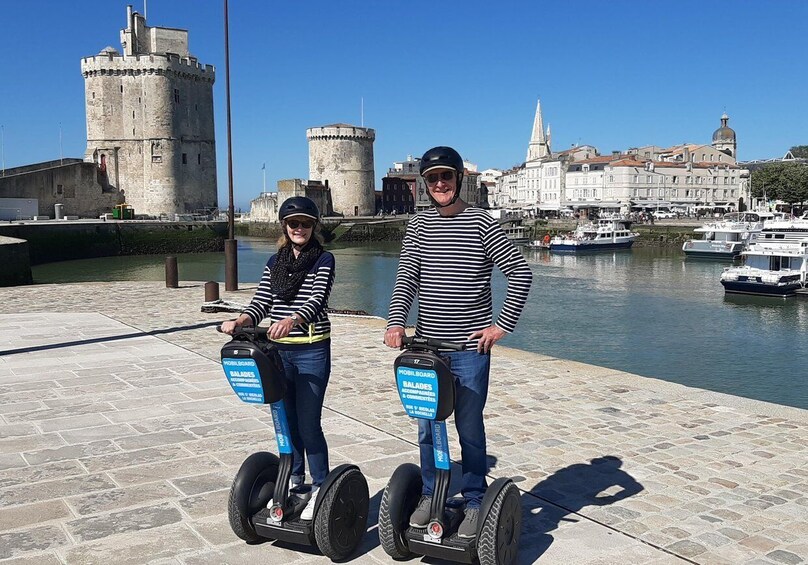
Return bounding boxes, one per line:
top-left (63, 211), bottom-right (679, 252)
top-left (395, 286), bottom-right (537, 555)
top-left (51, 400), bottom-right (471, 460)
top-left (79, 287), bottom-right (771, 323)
top-left (277, 342), bottom-right (331, 486)
top-left (418, 350), bottom-right (491, 508)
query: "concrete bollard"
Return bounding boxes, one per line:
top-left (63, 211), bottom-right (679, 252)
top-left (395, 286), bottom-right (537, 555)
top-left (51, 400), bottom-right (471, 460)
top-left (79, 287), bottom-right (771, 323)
top-left (165, 257), bottom-right (178, 288)
top-left (204, 281), bottom-right (220, 302)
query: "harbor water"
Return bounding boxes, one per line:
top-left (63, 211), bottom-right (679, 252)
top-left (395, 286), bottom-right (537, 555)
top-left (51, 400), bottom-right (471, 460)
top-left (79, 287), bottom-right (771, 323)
top-left (32, 237), bottom-right (808, 410)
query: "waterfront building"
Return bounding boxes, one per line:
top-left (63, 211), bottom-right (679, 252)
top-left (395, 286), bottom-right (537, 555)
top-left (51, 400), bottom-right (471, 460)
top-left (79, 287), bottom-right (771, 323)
top-left (82, 7), bottom-right (217, 217)
top-left (496, 104), bottom-right (749, 215)
top-left (479, 168), bottom-right (503, 208)
top-left (381, 157), bottom-right (418, 214)
top-left (307, 123), bottom-right (376, 217)
top-left (712, 113), bottom-right (737, 158)
top-left (248, 179), bottom-right (333, 223)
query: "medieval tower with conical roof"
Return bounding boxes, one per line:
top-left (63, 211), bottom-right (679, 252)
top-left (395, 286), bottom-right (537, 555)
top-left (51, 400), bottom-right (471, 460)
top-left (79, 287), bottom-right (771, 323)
top-left (81, 6), bottom-right (217, 217)
top-left (526, 99), bottom-right (551, 162)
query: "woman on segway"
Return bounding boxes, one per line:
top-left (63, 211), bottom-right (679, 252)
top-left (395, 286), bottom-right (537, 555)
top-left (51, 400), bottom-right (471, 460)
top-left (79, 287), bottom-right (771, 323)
top-left (221, 196), bottom-right (335, 521)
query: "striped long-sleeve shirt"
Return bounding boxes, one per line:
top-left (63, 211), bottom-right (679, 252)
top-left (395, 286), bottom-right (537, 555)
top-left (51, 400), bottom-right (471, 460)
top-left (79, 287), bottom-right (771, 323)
top-left (243, 251), bottom-right (335, 348)
top-left (387, 207), bottom-right (533, 347)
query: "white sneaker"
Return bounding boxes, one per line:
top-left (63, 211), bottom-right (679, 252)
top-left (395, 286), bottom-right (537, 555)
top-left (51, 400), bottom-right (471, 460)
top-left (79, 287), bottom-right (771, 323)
top-left (300, 487), bottom-right (319, 521)
top-left (267, 475), bottom-right (306, 509)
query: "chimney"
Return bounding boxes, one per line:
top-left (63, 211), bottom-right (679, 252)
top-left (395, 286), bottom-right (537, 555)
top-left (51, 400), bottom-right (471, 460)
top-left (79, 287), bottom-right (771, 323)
top-left (612, 150), bottom-right (620, 158)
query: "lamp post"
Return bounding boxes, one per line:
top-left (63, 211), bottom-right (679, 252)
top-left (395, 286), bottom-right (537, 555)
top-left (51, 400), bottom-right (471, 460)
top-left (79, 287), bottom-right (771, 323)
top-left (223, 0), bottom-right (238, 291)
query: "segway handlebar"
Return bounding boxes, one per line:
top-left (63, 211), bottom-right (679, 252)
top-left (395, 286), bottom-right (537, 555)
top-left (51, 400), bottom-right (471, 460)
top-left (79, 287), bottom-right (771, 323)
top-left (216, 325), bottom-right (269, 340)
top-left (401, 336), bottom-right (464, 352)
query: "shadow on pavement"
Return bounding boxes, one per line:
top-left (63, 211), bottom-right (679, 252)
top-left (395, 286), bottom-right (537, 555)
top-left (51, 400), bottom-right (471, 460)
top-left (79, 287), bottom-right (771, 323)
top-left (0, 320), bottom-right (222, 356)
top-left (518, 455), bottom-right (644, 563)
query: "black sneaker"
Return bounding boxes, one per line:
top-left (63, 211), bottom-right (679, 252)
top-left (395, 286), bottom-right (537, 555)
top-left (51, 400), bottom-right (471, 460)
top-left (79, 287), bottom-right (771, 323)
top-left (458, 507), bottom-right (479, 539)
top-left (409, 495), bottom-right (432, 528)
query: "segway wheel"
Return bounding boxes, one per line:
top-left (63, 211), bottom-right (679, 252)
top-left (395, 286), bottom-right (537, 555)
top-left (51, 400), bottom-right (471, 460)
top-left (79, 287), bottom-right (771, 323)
top-left (477, 481), bottom-right (521, 565)
top-left (378, 463), bottom-right (422, 560)
top-left (227, 451), bottom-right (279, 543)
top-left (314, 468), bottom-right (370, 561)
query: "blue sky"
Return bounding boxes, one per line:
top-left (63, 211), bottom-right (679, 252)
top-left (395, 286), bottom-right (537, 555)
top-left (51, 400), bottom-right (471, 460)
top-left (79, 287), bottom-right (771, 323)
top-left (1, 1), bottom-right (806, 210)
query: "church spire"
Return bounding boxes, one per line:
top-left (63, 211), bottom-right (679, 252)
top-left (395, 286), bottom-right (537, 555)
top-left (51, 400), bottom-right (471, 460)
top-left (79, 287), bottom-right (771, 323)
top-left (527, 98), bottom-right (550, 161)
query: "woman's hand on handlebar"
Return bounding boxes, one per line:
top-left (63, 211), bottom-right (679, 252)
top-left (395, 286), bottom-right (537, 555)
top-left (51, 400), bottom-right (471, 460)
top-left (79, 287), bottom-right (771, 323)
top-left (220, 315), bottom-right (252, 335)
top-left (268, 317), bottom-right (296, 340)
top-left (384, 326), bottom-right (405, 349)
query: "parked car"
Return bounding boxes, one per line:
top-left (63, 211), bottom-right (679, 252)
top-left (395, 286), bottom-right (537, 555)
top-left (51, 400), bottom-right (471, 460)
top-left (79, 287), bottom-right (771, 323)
top-left (653, 211), bottom-right (677, 219)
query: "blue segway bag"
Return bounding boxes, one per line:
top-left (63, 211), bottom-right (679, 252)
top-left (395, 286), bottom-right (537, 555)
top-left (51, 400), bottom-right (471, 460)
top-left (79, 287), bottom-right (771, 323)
top-left (394, 350), bottom-right (455, 421)
top-left (221, 333), bottom-right (286, 404)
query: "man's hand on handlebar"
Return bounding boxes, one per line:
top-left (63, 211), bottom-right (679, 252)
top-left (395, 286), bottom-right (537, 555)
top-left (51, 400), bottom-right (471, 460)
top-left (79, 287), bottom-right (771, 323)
top-left (384, 326), bottom-right (405, 349)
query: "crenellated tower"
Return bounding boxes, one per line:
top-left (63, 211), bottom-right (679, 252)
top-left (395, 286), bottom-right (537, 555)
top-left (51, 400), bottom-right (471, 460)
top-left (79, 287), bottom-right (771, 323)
top-left (306, 124), bottom-right (376, 217)
top-left (81, 6), bottom-right (217, 217)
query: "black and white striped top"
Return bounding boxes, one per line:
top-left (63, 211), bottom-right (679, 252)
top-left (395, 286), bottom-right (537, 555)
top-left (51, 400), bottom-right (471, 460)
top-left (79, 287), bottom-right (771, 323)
top-left (243, 251), bottom-right (335, 347)
top-left (387, 207), bottom-right (533, 347)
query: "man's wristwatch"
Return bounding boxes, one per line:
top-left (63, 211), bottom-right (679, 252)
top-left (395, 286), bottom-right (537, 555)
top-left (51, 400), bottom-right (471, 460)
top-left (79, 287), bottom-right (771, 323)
top-left (290, 314), bottom-right (300, 324)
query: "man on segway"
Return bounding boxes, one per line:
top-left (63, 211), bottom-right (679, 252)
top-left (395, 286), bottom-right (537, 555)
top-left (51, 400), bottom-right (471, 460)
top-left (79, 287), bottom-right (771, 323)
top-left (383, 146), bottom-right (533, 538)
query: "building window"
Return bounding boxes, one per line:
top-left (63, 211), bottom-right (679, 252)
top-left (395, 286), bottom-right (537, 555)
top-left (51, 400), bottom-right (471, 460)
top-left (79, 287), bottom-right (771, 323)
top-left (174, 89), bottom-right (180, 103)
top-left (197, 153), bottom-right (201, 164)
top-left (120, 85), bottom-right (123, 93)
top-left (182, 153), bottom-right (188, 164)
top-left (56, 184), bottom-right (63, 195)
top-left (152, 155), bottom-right (162, 163)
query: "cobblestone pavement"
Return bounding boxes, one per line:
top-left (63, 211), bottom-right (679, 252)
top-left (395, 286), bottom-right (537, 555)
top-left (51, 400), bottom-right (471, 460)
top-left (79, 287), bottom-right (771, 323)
top-left (0, 282), bottom-right (806, 565)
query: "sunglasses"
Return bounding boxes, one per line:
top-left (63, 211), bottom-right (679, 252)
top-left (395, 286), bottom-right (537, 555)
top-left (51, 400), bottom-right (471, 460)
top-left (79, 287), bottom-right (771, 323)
top-left (425, 170), bottom-right (455, 184)
top-left (286, 219), bottom-right (314, 229)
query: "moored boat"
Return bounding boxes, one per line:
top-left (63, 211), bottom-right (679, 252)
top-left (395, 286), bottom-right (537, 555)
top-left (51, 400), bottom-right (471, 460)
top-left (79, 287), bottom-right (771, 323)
top-left (549, 219), bottom-right (638, 252)
top-left (720, 219), bottom-right (808, 297)
top-left (683, 212), bottom-right (764, 259)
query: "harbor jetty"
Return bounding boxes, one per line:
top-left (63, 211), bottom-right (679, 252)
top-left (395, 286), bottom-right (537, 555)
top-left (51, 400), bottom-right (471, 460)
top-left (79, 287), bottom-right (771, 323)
top-left (0, 281), bottom-right (805, 564)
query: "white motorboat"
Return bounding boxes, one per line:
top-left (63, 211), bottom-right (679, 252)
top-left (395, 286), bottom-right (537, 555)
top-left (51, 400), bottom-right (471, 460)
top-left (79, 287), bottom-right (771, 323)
top-left (683, 212), bottom-right (764, 259)
top-left (720, 219), bottom-right (808, 297)
top-left (549, 219), bottom-right (638, 252)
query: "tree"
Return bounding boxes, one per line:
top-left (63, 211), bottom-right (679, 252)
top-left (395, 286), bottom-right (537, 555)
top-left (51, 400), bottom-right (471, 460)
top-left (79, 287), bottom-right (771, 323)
top-left (789, 145), bottom-right (808, 159)
top-left (750, 162), bottom-right (808, 205)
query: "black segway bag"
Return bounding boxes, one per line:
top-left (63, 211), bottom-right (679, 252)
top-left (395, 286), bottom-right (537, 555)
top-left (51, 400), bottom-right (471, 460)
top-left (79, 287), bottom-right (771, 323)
top-left (394, 350), bottom-right (455, 421)
top-left (221, 333), bottom-right (285, 404)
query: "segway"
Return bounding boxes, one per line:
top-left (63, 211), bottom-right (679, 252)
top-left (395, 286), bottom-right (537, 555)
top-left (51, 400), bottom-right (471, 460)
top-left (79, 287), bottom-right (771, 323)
top-left (219, 327), bottom-right (369, 561)
top-left (379, 336), bottom-right (521, 565)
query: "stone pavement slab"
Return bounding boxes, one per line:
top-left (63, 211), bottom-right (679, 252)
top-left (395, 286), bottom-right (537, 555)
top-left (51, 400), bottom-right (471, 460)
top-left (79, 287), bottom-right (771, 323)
top-left (0, 281), bottom-right (806, 565)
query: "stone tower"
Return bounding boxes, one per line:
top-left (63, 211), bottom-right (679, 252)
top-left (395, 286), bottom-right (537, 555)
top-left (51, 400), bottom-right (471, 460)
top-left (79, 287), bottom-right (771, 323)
top-left (306, 124), bottom-right (375, 217)
top-left (81, 6), bottom-right (217, 217)
top-left (526, 98), bottom-right (551, 162)
top-left (711, 112), bottom-right (737, 159)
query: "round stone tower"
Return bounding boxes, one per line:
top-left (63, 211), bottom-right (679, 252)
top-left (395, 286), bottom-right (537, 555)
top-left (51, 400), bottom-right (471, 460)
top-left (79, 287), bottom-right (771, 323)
top-left (81, 7), bottom-right (217, 217)
top-left (306, 124), bottom-right (375, 217)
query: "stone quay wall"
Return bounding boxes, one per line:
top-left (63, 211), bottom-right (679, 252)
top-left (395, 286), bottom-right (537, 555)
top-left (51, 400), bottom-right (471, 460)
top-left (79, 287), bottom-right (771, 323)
top-left (0, 236), bottom-right (32, 286)
top-left (0, 221), bottom-right (226, 266)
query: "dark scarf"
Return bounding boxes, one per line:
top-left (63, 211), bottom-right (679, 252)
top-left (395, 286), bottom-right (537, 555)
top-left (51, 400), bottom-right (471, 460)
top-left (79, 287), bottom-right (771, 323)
top-left (269, 241), bottom-right (323, 303)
